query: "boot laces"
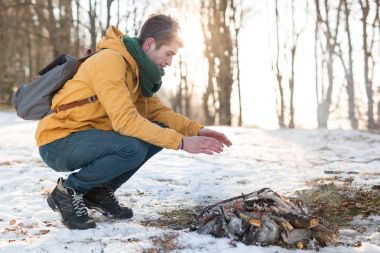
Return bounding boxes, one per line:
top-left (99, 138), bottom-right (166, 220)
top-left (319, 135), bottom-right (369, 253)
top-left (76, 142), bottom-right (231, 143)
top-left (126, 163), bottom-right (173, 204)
top-left (106, 188), bottom-right (120, 206)
top-left (71, 192), bottom-right (88, 216)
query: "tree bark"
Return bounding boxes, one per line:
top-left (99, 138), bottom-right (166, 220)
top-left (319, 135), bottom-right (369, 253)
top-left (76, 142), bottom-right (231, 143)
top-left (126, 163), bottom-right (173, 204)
top-left (88, 0), bottom-right (97, 52)
top-left (230, 0), bottom-right (244, 127)
top-left (315, 0), bottom-right (342, 128)
top-left (273, 0), bottom-right (286, 128)
top-left (359, 0), bottom-right (375, 129)
top-left (342, 0), bottom-right (358, 129)
top-left (200, 0), bottom-right (239, 125)
top-left (105, 0), bottom-right (114, 32)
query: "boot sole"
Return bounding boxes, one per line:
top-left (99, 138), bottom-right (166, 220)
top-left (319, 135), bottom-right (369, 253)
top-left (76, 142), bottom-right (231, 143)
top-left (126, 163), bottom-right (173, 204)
top-left (47, 194), bottom-right (96, 230)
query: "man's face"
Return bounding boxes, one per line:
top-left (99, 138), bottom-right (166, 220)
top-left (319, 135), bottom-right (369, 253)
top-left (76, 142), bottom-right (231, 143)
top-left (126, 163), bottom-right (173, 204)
top-left (143, 39), bottom-right (179, 68)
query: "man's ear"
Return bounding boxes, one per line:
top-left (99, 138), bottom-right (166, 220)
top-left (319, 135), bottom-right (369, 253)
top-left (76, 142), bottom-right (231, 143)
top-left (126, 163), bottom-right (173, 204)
top-left (143, 38), bottom-right (155, 51)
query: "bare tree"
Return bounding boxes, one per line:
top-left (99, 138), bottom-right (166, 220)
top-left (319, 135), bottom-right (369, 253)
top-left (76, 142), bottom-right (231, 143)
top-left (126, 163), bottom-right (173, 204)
top-left (376, 0), bottom-right (380, 128)
top-left (73, 0), bottom-right (81, 56)
top-left (124, 0), bottom-right (149, 35)
top-left (0, 1), bottom-right (18, 104)
top-left (272, 0), bottom-right (286, 128)
top-left (116, 0), bottom-right (121, 27)
top-left (337, 0), bottom-right (358, 129)
top-left (171, 54), bottom-right (193, 118)
top-left (271, 0), bottom-right (307, 128)
top-left (34, 0), bottom-right (73, 57)
top-left (315, 0), bottom-right (342, 128)
top-left (0, 1), bottom-right (6, 101)
top-left (160, 0), bottom-right (196, 119)
top-left (105, 0), bottom-right (114, 32)
top-left (201, 1), bottom-right (217, 125)
top-left (230, 0), bottom-right (247, 126)
top-left (288, 0), bottom-right (308, 128)
top-left (88, 0), bottom-right (98, 51)
top-left (201, 0), bottom-right (245, 126)
top-left (0, 1), bottom-right (50, 103)
top-left (201, 1), bottom-right (218, 125)
top-left (359, 0), bottom-right (377, 129)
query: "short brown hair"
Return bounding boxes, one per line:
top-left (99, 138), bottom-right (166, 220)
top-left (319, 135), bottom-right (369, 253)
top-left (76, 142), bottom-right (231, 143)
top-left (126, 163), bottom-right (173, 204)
top-left (138, 14), bottom-right (183, 49)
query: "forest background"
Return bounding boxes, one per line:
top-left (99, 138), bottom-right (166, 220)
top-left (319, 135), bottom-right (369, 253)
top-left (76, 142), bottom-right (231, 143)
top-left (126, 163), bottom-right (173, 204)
top-left (1, 0), bottom-right (380, 131)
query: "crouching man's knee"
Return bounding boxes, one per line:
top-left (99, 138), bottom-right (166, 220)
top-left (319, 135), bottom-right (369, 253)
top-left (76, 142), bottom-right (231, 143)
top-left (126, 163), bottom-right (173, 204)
top-left (118, 138), bottom-right (149, 168)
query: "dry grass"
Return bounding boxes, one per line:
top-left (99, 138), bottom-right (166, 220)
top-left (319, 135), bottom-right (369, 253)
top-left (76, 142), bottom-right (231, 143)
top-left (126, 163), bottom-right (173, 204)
top-left (294, 178), bottom-right (380, 228)
top-left (141, 208), bottom-right (200, 230)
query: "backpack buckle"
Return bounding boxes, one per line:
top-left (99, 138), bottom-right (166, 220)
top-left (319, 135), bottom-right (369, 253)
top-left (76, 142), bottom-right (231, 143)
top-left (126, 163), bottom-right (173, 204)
top-left (88, 96), bottom-right (97, 103)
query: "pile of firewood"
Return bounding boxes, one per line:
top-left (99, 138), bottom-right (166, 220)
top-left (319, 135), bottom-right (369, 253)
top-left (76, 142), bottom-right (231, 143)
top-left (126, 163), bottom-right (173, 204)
top-left (191, 188), bottom-right (338, 249)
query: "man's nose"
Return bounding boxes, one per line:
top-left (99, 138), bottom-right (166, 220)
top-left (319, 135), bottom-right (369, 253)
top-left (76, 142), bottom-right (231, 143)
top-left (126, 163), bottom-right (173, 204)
top-left (165, 56), bottom-right (173, 67)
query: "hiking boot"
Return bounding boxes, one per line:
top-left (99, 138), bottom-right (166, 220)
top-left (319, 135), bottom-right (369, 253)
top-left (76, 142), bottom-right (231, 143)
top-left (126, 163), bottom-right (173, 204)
top-left (47, 178), bottom-right (96, 230)
top-left (84, 187), bottom-right (133, 219)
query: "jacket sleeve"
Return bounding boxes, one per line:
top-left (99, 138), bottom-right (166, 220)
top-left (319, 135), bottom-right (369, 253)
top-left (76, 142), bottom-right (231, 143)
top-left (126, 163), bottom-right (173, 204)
top-left (144, 95), bottom-right (204, 136)
top-left (89, 51), bottom-right (183, 150)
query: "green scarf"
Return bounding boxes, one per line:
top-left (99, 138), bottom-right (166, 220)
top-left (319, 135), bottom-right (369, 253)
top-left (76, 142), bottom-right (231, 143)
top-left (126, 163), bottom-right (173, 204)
top-left (123, 35), bottom-right (165, 97)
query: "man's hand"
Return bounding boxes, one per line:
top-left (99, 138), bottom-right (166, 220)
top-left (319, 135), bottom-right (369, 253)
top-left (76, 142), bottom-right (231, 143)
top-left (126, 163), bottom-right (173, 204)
top-left (181, 128), bottom-right (232, 155)
top-left (182, 136), bottom-right (224, 155)
top-left (198, 128), bottom-right (232, 147)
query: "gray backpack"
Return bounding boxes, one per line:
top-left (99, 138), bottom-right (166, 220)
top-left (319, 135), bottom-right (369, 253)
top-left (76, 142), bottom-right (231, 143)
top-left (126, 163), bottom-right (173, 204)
top-left (12, 53), bottom-right (94, 120)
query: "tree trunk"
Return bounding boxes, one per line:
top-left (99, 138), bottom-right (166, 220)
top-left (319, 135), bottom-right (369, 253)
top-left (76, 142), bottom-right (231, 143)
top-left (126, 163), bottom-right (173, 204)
top-left (201, 0), bottom-right (236, 126)
top-left (203, 76), bottom-right (217, 125)
top-left (236, 42), bottom-right (243, 127)
top-left (359, 0), bottom-right (375, 129)
top-left (230, 0), bottom-right (244, 127)
top-left (342, 0), bottom-right (358, 129)
top-left (289, 46), bottom-right (295, 128)
top-left (74, 0), bottom-right (81, 56)
top-left (105, 0), bottom-right (114, 32)
top-left (274, 0), bottom-right (286, 128)
top-left (88, 0), bottom-right (97, 52)
top-left (288, 0), bottom-right (308, 128)
top-left (315, 0), bottom-right (342, 128)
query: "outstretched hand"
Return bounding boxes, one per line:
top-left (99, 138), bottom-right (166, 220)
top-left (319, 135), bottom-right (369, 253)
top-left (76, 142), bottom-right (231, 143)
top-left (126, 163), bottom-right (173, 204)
top-left (181, 128), bottom-right (232, 155)
top-left (198, 128), bottom-right (232, 147)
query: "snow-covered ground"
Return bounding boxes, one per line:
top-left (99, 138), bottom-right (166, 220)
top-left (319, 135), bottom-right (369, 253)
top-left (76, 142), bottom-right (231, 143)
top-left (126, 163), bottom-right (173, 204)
top-left (0, 111), bottom-right (379, 253)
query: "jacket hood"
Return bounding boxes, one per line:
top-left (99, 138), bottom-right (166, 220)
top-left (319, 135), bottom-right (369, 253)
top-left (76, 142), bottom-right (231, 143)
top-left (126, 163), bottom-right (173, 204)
top-left (96, 26), bottom-right (138, 73)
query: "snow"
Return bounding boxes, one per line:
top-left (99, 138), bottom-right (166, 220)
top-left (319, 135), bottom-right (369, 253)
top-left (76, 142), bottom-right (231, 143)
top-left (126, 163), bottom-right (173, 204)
top-left (0, 111), bottom-right (379, 253)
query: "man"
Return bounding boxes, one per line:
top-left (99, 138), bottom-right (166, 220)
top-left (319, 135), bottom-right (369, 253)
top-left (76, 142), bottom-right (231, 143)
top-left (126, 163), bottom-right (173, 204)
top-left (37, 14), bottom-right (232, 230)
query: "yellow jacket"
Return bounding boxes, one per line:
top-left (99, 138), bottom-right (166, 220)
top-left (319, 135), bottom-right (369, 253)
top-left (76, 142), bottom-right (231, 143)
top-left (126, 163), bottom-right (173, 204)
top-left (35, 26), bottom-right (203, 149)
